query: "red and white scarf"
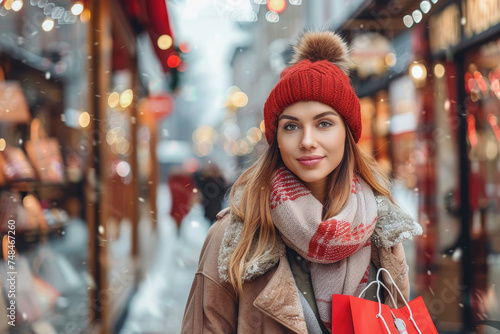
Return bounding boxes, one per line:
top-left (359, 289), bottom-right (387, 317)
top-left (270, 167), bottom-right (378, 330)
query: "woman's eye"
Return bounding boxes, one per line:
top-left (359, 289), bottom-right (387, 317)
top-left (283, 124), bottom-right (299, 131)
top-left (318, 121), bottom-right (333, 128)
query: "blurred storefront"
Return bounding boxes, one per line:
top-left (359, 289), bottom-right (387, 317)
top-left (335, 0), bottom-right (500, 333)
top-left (429, 1), bottom-right (500, 332)
top-left (0, 0), bottom-right (175, 333)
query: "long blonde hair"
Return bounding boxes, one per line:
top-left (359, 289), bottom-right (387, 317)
top-left (227, 121), bottom-right (393, 295)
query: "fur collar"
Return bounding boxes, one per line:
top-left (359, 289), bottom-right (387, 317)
top-left (217, 191), bottom-right (422, 283)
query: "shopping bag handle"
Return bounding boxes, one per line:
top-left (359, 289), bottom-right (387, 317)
top-left (359, 268), bottom-right (423, 334)
top-left (358, 280), bottom-right (398, 308)
top-left (358, 278), bottom-right (400, 334)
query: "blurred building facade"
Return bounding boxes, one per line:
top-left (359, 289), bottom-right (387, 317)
top-left (0, 0), bottom-right (177, 333)
top-left (340, 1), bottom-right (500, 333)
top-left (336, 1), bottom-right (500, 333)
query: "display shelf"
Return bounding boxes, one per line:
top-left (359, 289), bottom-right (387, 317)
top-left (0, 39), bottom-right (72, 81)
top-left (0, 181), bottom-right (84, 207)
top-left (2, 181), bottom-right (75, 192)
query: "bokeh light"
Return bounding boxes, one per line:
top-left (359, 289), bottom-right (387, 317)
top-left (267, 0), bottom-right (286, 13)
top-left (246, 127), bottom-right (262, 144)
top-left (106, 128), bottom-right (126, 145)
top-left (11, 0), bottom-right (23, 12)
top-left (420, 1), bottom-right (431, 13)
top-left (116, 139), bottom-right (130, 155)
top-left (225, 86), bottom-right (249, 109)
top-left (194, 142), bottom-right (213, 157)
top-left (232, 91), bottom-right (248, 107)
top-left (444, 99), bottom-right (450, 111)
top-left (193, 125), bottom-right (216, 144)
top-left (80, 9), bottom-right (91, 23)
top-left (488, 114), bottom-right (500, 144)
top-left (237, 139), bottom-right (250, 156)
top-left (265, 11), bottom-right (279, 23)
top-left (260, 120), bottom-right (265, 133)
top-left (434, 63), bottom-right (445, 78)
top-left (486, 138), bottom-right (498, 160)
top-left (403, 15), bottom-right (414, 28)
top-left (79, 111), bottom-right (90, 128)
top-left (120, 89), bottom-right (133, 108)
top-left (116, 161), bottom-right (131, 177)
top-left (158, 35), bottom-right (173, 50)
top-left (179, 42), bottom-right (191, 53)
top-left (183, 158), bottom-right (200, 173)
top-left (489, 69), bottom-right (500, 99)
top-left (0, 138), bottom-right (6, 151)
top-left (167, 54), bottom-right (181, 68)
top-left (42, 18), bottom-right (55, 31)
top-left (108, 92), bottom-right (120, 108)
top-left (224, 139), bottom-right (238, 156)
top-left (410, 63), bottom-right (426, 80)
top-left (71, 2), bottom-right (84, 15)
top-left (385, 53), bottom-right (396, 67)
top-left (3, 0), bottom-right (13, 10)
top-left (412, 10), bottom-right (423, 23)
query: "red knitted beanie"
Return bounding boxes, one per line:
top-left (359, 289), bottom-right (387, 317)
top-left (264, 31), bottom-right (361, 143)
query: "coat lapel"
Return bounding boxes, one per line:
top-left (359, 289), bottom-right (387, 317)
top-left (253, 255), bottom-right (308, 334)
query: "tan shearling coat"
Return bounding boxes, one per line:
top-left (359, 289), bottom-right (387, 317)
top-left (181, 194), bottom-right (422, 334)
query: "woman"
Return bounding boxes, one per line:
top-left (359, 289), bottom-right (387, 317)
top-left (181, 31), bottom-right (422, 333)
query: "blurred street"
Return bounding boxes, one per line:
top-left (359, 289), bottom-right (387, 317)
top-left (120, 184), bottom-right (210, 334)
top-left (0, 0), bottom-right (500, 333)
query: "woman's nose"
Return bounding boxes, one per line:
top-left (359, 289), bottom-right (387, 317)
top-left (299, 127), bottom-right (317, 149)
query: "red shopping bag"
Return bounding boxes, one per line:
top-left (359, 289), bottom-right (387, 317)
top-left (331, 294), bottom-right (394, 333)
top-left (331, 268), bottom-right (438, 334)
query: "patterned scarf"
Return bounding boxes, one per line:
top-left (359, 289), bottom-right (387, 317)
top-left (270, 167), bottom-right (378, 330)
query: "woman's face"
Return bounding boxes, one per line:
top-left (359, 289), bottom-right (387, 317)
top-left (277, 101), bottom-right (346, 195)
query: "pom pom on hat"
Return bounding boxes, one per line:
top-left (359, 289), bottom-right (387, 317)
top-left (263, 31), bottom-right (361, 144)
top-left (290, 31), bottom-right (351, 74)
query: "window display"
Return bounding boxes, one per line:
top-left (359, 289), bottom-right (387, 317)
top-left (0, 3), bottom-right (92, 332)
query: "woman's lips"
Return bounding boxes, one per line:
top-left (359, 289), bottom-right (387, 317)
top-left (297, 155), bottom-right (324, 166)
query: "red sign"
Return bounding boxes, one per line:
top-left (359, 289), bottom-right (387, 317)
top-left (140, 94), bottom-right (175, 120)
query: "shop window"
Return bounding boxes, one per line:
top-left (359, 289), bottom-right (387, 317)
top-left (0, 6), bottom-right (91, 332)
top-left (464, 38), bottom-right (500, 329)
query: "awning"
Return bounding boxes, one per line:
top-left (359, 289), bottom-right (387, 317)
top-left (123, 0), bottom-right (175, 73)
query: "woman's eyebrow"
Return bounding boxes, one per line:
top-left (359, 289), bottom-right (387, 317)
top-left (278, 115), bottom-right (299, 121)
top-left (313, 111), bottom-right (338, 120)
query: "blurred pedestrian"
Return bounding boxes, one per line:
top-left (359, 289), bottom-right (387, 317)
top-left (194, 162), bottom-right (228, 224)
top-left (167, 168), bottom-right (196, 229)
top-left (182, 31), bottom-right (422, 333)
